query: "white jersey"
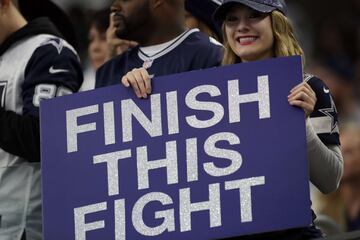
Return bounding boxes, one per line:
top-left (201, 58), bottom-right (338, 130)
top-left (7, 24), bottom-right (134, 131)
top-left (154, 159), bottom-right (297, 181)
top-left (0, 19), bottom-right (82, 240)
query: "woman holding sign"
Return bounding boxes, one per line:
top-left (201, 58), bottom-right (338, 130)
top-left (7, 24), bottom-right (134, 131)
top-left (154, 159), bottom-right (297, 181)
top-left (213, 0), bottom-right (343, 239)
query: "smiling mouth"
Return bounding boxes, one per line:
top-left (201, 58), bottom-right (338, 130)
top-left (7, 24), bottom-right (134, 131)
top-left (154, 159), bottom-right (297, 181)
top-left (236, 37), bottom-right (258, 45)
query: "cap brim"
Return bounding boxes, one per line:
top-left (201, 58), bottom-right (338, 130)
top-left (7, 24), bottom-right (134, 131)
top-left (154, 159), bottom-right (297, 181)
top-left (213, 0), bottom-right (276, 24)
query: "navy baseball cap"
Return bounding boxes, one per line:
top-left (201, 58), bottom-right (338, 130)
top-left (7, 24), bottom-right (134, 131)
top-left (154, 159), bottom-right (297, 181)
top-left (213, 0), bottom-right (287, 23)
top-left (185, 0), bottom-right (223, 40)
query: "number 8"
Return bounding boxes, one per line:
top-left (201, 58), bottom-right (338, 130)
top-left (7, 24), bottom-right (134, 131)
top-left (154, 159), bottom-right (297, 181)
top-left (32, 84), bottom-right (57, 107)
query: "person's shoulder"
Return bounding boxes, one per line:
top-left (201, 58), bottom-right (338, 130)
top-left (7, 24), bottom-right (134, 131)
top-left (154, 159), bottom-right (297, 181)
top-left (4, 34), bottom-right (74, 59)
top-left (24, 35), bottom-right (81, 75)
top-left (185, 29), bottom-right (223, 50)
top-left (96, 58), bottom-right (117, 87)
top-left (35, 35), bottom-right (78, 55)
top-left (20, 35), bottom-right (80, 71)
top-left (95, 49), bottom-right (136, 88)
top-left (97, 51), bottom-right (130, 76)
top-left (178, 29), bottom-right (223, 68)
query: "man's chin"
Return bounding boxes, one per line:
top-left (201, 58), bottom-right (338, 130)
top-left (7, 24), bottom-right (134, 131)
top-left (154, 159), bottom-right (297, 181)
top-left (115, 28), bottom-right (129, 40)
top-left (115, 27), bottom-right (138, 43)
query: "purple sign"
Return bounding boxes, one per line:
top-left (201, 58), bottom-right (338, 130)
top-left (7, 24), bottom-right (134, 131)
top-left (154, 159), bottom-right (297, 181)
top-left (40, 56), bottom-right (311, 240)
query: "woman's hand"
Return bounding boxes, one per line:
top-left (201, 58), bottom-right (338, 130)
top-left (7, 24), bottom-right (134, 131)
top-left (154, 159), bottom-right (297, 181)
top-left (121, 68), bottom-right (152, 98)
top-left (288, 82), bottom-right (317, 117)
top-left (106, 13), bottom-right (138, 60)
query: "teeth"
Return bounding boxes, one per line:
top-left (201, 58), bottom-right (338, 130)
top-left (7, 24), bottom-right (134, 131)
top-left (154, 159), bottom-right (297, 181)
top-left (238, 37), bottom-right (257, 43)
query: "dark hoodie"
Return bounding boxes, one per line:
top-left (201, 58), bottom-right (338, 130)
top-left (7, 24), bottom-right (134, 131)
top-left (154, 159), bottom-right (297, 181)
top-left (0, 17), bottom-right (63, 55)
top-left (0, 18), bottom-right (80, 162)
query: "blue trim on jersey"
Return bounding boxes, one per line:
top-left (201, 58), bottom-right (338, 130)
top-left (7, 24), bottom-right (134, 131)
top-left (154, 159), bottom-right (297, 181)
top-left (138, 29), bottom-right (194, 59)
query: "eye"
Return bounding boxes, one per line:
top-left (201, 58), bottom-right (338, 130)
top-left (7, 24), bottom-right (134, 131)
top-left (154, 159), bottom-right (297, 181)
top-left (249, 11), bottom-right (267, 19)
top-left (225, 15), bottom-right (239, 23)
top-left (249, 12), bottom-right (259, 18)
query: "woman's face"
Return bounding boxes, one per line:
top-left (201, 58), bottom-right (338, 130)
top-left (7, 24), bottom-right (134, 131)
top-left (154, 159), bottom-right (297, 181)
top-left (88, 25), bottom-right (108, 69)
top-left (224, 5), bottom-right (274, 62)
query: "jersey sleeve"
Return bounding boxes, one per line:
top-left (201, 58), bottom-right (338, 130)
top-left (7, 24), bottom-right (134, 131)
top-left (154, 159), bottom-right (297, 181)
top-left (306, 74), bottom-right (340, 145)
top-left (0, 38), bottom-right (83, 162)
top-left (22, 38), bottom-right (83, 116)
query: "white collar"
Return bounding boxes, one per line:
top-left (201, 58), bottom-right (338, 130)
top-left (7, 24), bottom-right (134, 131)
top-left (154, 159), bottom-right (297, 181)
top-left (138, 28), bottom-right (199, 61)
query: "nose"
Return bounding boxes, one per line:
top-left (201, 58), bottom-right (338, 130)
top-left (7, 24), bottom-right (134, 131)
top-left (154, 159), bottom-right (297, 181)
top-left (236, 18), bottom-right (250, 32)
top-left (111, 0), bottom-right (122, 12)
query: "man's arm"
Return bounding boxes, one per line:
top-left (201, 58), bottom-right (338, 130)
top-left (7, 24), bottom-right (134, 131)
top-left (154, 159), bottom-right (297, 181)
top-left (0, 38), bottom-right (83, 161)
top-left (0, 109), bottom-right (40, 162)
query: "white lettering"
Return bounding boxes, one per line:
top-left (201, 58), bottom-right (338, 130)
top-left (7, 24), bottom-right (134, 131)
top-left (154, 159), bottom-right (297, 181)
top-left (121, 94), bottom-right (162, 142)
top-left (74, 202), bottom-right (107, 240)
top-left (104, 102), bottom-right (116, 146)
top-left (137, 141), bottom-right (178, 190)
top-left (228, 76), bottom-right (270, 123)
top-left (93, 150), bottom-right (132, 196)
top-left (204, 132), bottom-right (242, 177)
top-left (179, 183), bottom-right (221, 232)
top-left (185, 85), bottom-right (224, 128)
top-left (66, 105), bottom-right (98, 153)
top-left (132, 192), bottom-right (175, 236)
top-left (225, 176), bottom-right (265, 222)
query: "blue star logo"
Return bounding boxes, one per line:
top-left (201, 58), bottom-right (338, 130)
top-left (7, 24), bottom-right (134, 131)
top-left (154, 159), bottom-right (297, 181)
top-left (41, 39), bottom-right (64, 54)
top-left (319, 97), bottom-right (338, 134)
